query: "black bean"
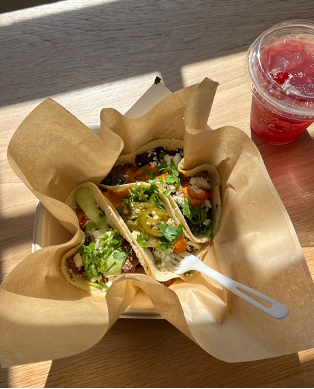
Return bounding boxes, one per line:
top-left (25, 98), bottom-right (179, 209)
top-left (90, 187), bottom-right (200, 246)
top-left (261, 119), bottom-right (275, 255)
top-left (207, 208), bottom-right (213, 220)
top-left (167, 148), bottom-right (183, 157)
top-left (110, 164), bottom-right (133, 185)
top-left (135, 152), bottom-right (156, 167)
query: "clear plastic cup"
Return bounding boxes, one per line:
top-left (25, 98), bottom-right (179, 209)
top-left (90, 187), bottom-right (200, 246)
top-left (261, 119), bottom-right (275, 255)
top-left (246, 20), bottom-right (314, 145)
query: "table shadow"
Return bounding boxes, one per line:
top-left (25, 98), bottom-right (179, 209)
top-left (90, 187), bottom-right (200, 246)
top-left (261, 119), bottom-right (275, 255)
top-left (1, 0), bottom-right (314, 107)
top-left (0, 0), bottom-right (61, 14)
top-left (251, 129), bottom-right (314, 246)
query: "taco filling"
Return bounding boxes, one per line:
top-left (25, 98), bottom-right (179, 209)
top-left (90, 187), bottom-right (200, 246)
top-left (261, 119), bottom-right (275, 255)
top-left (102, 146), bottom-right (214, 240)
top-left (103, 182), bottom-right (201, 278)
top-left (66, 187), bottom-right (144, 293)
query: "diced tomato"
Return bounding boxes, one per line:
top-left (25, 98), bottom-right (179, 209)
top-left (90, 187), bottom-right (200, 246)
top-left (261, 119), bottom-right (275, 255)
top-left (173, 234), bottom-right (188, 253)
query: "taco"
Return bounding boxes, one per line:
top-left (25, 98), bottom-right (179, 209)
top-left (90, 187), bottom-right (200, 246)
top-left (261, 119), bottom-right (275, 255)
top-left (60, 182), bottom-right (147, 295)
top-left (100, 139), bottom-right (221, 243)
top-left (102, 181), bottom-right (208, 282)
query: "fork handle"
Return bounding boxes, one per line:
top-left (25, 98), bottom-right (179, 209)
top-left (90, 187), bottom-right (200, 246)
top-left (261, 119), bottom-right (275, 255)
top-left (193, 261), bottom-right (289, 319)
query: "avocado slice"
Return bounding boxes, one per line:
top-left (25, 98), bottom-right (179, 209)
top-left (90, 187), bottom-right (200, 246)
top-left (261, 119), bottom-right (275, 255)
top-left (75, 187), bottom-right (108, 233)
top-left (103, 250), bottom-right (128, 275)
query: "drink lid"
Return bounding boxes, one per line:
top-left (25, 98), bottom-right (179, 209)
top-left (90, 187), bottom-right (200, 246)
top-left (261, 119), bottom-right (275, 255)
top-left (246, 20), bottom-right (314, 120)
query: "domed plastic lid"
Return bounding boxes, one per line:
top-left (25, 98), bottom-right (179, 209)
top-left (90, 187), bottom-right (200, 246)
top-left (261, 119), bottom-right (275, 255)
top-left (246, 20), bottom-right (314, 120)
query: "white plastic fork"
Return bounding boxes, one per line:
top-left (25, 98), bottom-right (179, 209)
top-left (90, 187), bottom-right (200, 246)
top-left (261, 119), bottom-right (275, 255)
top-left (170, 252), bottom-right (289, 319)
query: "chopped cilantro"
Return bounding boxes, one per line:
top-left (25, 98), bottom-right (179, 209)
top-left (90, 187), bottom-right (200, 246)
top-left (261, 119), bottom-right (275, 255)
top-left (181, 202), bottom-right (191, 218)
top-left (201, 220), bottom-right (213, 240)
top-left (154, 76), bottom-right (161, 84)
top-left (117, 205), bottom-right (123, 215)
top-left (156, 161), bottom-right (168, 172)
top-left (85, 221), bottom-right (97, 231)
top-left (148, 191), bottom-right (165, 210)
top-left (77, 231), bottom-right (127, 281)
top-left (137, 234), bottom-right (149, 247)
top-left (180, 202), bottom-right (213, 240)
top-left (157, 223), bottom-right (183, 243)
top-left (77, 245), bottom-right (84, 255)
top-left (89, 282), bottom-right (110, 291)
top-left (164, 160), bottom-right (181, 188)
top-left (155, 240), bottom-right (172, 252)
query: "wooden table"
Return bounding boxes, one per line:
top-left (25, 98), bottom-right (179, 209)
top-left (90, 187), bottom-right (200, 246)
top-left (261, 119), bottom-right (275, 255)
top-left (1, 0), bottom-right (314, 387)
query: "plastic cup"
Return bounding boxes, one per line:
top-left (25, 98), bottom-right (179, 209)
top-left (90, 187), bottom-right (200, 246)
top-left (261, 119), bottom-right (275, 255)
top-left (246, 20), bottom-right (314, 145)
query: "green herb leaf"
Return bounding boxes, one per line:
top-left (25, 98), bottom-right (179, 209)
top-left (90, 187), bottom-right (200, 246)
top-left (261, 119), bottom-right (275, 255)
top-left (112, 250), bottom-right (128, 261)
top-left (157, 223), bottom-right (183, 243)
top-left (156, 161), bottom-right (168, 172)
top-left (154, 76), bottom-right (161, 84)
top-left (89, 282), bottom-right (110, 291)
top-left (137, 234), bottom-right (149, 247)
top-left (77, 245), bottom-right (84, 255)
top-left (201, 220), bottom-right (213, 240)
top-left (181, 202), bottom-right (191, 218)
top-left (117, 205), bottom-right (123, 215)
top-left (85, 221), bottom-right (98, 231)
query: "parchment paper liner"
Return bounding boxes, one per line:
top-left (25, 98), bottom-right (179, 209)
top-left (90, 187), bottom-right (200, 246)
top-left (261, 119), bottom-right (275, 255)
top-left (2, 77), bottom-right (314, 367)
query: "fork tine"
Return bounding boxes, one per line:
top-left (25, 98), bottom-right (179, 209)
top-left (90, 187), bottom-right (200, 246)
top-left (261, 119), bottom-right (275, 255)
top-left (167, 255), bottom-right (182, 272)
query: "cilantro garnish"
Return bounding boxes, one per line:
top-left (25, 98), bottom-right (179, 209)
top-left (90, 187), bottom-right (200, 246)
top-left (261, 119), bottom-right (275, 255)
top-left (157, 223), bottom-right (183, 243)
top-left (85, 221), bottom-right (98, 231)
top-left (155, 239), bottom-right (172, 252)
top-left (89, 282), bottom-right (110, 291)
top-left (157, 161), bottom-right (168, 172)
top-left (181, 202), bottom-right (191, 218)
top-left (148, 191), bottom-right (165, 210)
top-left (78, 231), bottom-right (127, 280)
top-left (201, 220), bottom-right (213, 240)
top-left (121, 182), bottom-right (166, 211)
top-left (162, 189), bottom-right (171, 197)
top-left (117, 205), bottom-right (123, 215)
top-left (137, 234), bottom-right (149, 247)
top-left (158, 160), bottom-right (181, 188)
top-left (180, 203), bottom-right (213, 240)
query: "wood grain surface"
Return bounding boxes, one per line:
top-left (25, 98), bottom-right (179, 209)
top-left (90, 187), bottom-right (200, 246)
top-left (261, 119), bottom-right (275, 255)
top-left (1, 0), bottom-right (314, 387)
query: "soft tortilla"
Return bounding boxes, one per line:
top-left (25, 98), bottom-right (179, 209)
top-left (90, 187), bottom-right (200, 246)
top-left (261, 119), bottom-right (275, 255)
top-left (173, 163), bottom-right (222, 244)
top-left (60, 182), bottom-right (149, 295)
top-left (100, 139), bottom-right (221, 244)
top-left (110, 138), bottom-right (183, 167)
top-left (101, 182), bottom-right (208, 282)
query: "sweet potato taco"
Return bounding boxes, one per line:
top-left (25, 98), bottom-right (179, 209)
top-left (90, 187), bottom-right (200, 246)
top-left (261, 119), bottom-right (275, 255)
top-left (102, 181), bottom-right (209, 283)
top-left (100, 139), bottom-right (221, 244)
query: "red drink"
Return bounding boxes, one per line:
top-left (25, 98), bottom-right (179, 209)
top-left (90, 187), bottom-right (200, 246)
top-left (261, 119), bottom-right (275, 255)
top-left (246, 21), bottom-right (314, 145)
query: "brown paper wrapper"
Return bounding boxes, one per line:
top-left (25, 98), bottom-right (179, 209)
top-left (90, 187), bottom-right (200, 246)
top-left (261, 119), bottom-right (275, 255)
top-left (3, 78), bottom-right (314, 367)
